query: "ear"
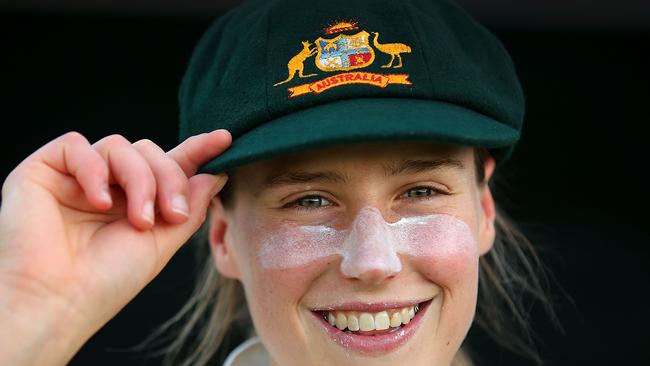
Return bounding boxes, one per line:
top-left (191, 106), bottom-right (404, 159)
top-left (478, 155), bottom-right (497, 256)
top-left (208, 197), bottom-right (241, 279)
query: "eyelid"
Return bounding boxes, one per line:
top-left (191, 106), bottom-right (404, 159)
top-left (282, 192), bottom-right (336, 210)
top-left (400, 184), bottom-right (450, 200)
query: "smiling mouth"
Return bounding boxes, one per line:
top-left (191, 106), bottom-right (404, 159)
top-left (319, 302), bottom-right (421, 335)
top-left (310, 299), bottom-right (432, 354)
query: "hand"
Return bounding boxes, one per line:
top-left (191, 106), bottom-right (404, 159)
top-left (0, 130), bottom-right (231, 366)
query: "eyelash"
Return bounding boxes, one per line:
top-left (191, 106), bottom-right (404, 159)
top-left (401, 186), bottom-right (441, 201)
top-left (285, 186), bottom-right (444, 211)
top-left (287, 195), bottom-right (332, 211)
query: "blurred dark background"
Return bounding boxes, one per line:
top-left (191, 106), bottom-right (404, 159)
top-left (1, 0), bottom-right (648, 365)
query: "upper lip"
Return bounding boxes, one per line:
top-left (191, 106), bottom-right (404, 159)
top-left (310, 298), bottom-right (431, 312)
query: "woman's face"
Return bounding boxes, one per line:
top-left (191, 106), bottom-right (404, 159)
top-left (210, 142), bottom-right (496, 366)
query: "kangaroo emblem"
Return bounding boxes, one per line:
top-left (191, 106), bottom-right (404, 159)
top-left (273, 41), bottom-right (319, 86)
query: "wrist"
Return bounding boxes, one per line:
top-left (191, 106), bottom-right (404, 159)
top-left (0, 287), bottom-right (92, 366)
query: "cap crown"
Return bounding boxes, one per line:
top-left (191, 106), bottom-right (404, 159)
top-left (179, 0), bottom-right (524, 168)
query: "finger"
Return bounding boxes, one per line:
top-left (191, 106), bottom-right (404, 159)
top-left (132, 139), bottom-right (190, 225)
top-left (149, 173), bottom-right (228, 271)
top-left (167, 129), bottom-right (232, 177)
top-left (9, 132), bottom-right (113, 210)
top-left (92, 135), bottom-right (157, 230)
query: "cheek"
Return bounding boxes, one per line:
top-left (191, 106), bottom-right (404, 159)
top-left (257, 225), bottom-right (343, 269)
top-left (236, 223), bottom-right (337, 313)
top-left (242, 251), bottom-right (336, 345)
top-left (399, 215), bottom-right (479, 287)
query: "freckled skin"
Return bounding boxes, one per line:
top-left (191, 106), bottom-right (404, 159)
top-left (210, 142), bottom-right (496, 366)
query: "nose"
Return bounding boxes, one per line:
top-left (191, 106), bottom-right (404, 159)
top-left (340, 207), bottom-right (402, 284)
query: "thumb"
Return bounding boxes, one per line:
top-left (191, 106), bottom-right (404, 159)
top-left (151, 173), bottom-right (228, 267)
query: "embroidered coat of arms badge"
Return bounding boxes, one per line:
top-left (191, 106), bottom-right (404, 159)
top-left (274, 21), bottom-right (412, 98)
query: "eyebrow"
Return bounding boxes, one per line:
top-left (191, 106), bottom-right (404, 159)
top-left (262, 171), bottom-right (348, 189)
top-left (382, 158), bottom-right (465, 176)
top-left (261, 158), bottom-right (464, 189)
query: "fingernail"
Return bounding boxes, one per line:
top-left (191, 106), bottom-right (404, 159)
top-left (100, 185), bottom-right (112, 204)
top-left (171, 194), bottom-right (189, 217)
top-left (211, 174), bottom-right (229, 196)
top-left (142, 200), bottom-right (155, 225)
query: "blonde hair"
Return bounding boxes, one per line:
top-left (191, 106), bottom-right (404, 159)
top-left (131, 149), bottom-right (559, 365)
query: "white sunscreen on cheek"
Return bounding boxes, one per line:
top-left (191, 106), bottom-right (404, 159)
top-left (257, 224), bottom-right (344, 268)
top-left (257, 207), bottom-right (476, 274)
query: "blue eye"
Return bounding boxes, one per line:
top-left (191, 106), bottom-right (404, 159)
top-left (403, 187), bottom-right (436, 199)
top-left (293, 195), bottom-right (332, 209)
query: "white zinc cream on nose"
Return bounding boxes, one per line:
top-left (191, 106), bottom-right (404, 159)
top-left (257, 207), bottom-right (476, 274)
top-left (338, 207), bottom-right (402, 278)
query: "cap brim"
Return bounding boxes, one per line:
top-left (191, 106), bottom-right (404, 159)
top-left (198, 97), bottom-right (520, 174)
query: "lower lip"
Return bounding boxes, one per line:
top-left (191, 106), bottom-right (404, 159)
top-left (313, 300), bottom-right (431, 355)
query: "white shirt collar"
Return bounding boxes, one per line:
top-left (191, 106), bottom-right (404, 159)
top-left (223, 337), bottom-right (270, 366)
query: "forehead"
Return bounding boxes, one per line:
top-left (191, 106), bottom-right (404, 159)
top-left (232, 141), bottom-right (474, 187)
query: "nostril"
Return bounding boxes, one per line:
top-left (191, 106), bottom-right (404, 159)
top-left (340, 245), bottom-right (403, 280)
top-left (355, 267), bottom-right (399, 284)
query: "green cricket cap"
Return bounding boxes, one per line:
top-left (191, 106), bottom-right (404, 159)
top-left (179, 0), bottom-right (525, 174)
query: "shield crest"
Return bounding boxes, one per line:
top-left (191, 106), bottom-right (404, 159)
top-left (315, 31), bottom-right (375, 72)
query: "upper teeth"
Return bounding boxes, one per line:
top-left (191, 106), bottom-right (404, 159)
top-left (324, 305), bottom-right (419, 332)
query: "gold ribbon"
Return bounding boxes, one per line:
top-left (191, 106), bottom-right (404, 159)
top-left (287, 72), bottom-right (411, 98)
